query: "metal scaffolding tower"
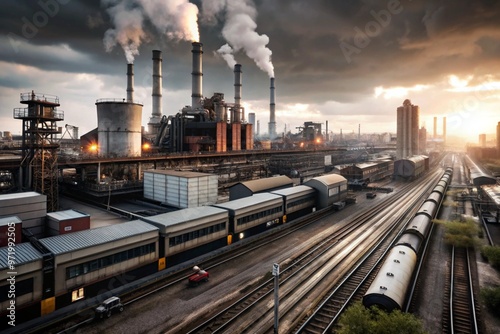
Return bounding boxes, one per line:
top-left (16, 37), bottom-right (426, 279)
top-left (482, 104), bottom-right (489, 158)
top-left (14, 91), bottom-right (64, 212)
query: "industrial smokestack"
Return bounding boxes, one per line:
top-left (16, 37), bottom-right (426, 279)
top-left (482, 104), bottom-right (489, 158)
top-left (152, 50), bottom-right (162, 119)
top-left (326, 120), bottom-right (329, 142)
top-left (126, 63), bottom-right (134, 102)
top-left (191, 42), bottom-right (203, 109)
top-left (234, 64), bottom-right (242, 106)
top-left (268, 77), bottom-right (276, 138)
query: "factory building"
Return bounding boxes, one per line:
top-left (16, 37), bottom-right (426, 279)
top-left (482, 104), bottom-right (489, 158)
top-left (497, 122), bottom-right (500, 157)
top-left (396, 99), bottom-right (420, 160)
top-left (83, 42), bottom-right (255, 158)
top-left (152, 43), bottom-right (254, 154)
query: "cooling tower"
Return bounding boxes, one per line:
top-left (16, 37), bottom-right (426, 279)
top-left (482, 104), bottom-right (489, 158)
top-left (96, 63), bottom-right (143, 157)
top-left (96, 101), bottom-right (143, 157)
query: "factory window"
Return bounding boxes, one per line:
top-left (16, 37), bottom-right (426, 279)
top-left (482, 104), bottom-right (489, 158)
top-left (168, 221), bottom-right (227, 247)
top-left (66, 243), bottom-right (156, 279)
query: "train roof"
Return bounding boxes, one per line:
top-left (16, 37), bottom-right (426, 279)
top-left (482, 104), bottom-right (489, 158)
top-left (270, 185), bottom-right (315, 196)
top-left (0, 243), bottom-right (43, 270)
top-left (213, 193), bottom-right (283, 211)
top-left (353, 161), bottom-right (380, 169)
top-left (39, 220), bottom-right (158, 255)
top-left (395, 155), bottom-right (428, 164)
top-left (141, 206), bottom-right (228, 229)
top-left (465, 155), bottom-right (497, 187)
top-left (230, 175), bottom-right (293, 193)
top-left (482, 185), bottom-right (500, 206)
top-left (305, 174), bottom-right (347, 187)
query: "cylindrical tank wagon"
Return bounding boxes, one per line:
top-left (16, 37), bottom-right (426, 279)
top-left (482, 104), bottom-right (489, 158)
top-left (363, 168), bottom-right (453, 311)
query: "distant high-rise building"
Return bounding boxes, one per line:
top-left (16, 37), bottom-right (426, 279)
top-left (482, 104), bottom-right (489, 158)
top-left (479, 133), bottom-right (486, 147)
top-left (443, 116), bottom-right (447, 144)
top-left (419, 126), bottom-right (427, 154)
top-left (433, 116), bottom-right (437, 139)
top-left (396, 99), bottom-right (420, 159)
top-left (497, 122), bottom-right (500, 157)
top-left (248, 113), bottom-right (256, 135)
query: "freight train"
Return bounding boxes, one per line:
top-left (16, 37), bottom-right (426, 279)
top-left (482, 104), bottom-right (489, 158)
top-left (362, 167), bottom-right (453, 311)
top-left (0, 174), bottom-right (349, 327)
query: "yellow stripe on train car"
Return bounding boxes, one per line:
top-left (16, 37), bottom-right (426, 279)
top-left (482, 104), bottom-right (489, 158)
top-left (41, 296), bottom-right (55, 315)
top-left (158, 257), bottom-right (166, 271)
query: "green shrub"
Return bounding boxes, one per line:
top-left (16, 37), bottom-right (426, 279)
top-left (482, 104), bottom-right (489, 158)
top-left (480, 286), bottom-right (500, 314)
top-left (337, 301), bottom-right (427, 334)
top-left (481, 246), bottom-right (500, 269)
top-left (437, 219), bottom-right (478, 248)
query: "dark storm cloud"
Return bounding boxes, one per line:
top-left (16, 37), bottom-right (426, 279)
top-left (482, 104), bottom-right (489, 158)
top-left (1, 0), bottom-right (500, 104)
top-left (253, 0), bottom-right (500, 102)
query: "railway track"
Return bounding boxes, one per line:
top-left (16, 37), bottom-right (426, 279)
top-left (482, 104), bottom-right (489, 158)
top-left (178, 172), bottom-right (443, 334)
top-left (443, 247), bottom-right (480, 334)
top-left (292, 172), bottom-right (443, 334)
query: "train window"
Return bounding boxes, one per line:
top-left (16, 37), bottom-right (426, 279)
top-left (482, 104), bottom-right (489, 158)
top-left (380, 286), bottom-right (387, 290)
top-left (90, 260), bottom-right (99, 271)
top-left (71, 288), bottom-right (84, 302)
top-left (394, 259), bottom-right (400, 263)
top-left (386, 272), bottom-right (394, 276)
top-left (399, 250), bottom-right (405, 254)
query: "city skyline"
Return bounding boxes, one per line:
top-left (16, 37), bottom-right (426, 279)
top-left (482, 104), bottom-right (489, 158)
top-left (1, 0), bottom-right (500, 143)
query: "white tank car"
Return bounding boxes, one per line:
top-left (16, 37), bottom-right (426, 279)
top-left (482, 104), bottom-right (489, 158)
top-left (363, 245), bottom-right (417, 311)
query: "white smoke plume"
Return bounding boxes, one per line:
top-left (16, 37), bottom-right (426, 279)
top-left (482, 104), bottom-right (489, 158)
top-left (201, 0), bottom-right (274, 77)
top-left (137, 0), bottom-right (199, 42)
top-left (102, 0), bottom-right (199, 63)
top-left (103, 1), bottom-right (146, 64)
top-left (216, 43), bottom-right (237, 68)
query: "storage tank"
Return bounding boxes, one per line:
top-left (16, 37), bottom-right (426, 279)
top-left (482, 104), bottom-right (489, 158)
top-left (96, 100), bottom-right (143, 157)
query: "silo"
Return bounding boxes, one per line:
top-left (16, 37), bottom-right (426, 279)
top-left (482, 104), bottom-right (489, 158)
top-left (96, 100), bottom-right (143, 157)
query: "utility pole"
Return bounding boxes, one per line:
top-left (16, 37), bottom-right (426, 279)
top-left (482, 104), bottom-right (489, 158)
top-left (273, 263), bottom-right (280, 333)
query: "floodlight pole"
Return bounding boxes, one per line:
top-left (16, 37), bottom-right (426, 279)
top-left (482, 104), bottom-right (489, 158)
top-left (272, 263), bottom-right (280, 333)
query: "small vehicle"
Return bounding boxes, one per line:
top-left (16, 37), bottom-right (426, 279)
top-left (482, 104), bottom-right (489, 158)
top-left (188, 266), bottom-right (209, 286)
top-left (95, 296), bottom-right (124, 319)
top-left (366, 192), bottom-right (377, 199)
top-left (332, 202), bottom-right (345, 211)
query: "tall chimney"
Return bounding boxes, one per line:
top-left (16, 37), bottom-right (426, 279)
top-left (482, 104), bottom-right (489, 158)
top-left (234, 64), bottom-right (242, 106)
top-left (127, 63), bottom-right (134, 102)
top-left (152, 50), bottom-right (162, 119)
top-left (268, 77), bottom-right (276, 139)
top-left (326, 120), bottom-right (329, 142)
top-left (191, 42), bottom-right (203, 109)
